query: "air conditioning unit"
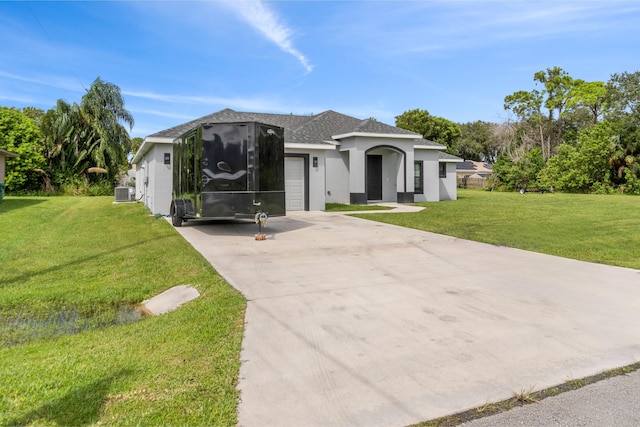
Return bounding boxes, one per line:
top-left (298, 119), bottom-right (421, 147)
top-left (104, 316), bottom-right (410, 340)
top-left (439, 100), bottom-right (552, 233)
top-left (115, 186), bottom-right (133, 202)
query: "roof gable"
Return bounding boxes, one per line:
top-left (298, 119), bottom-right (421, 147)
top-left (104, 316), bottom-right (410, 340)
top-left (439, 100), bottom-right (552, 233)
top-left (352, 118), bottom-right (418, 136)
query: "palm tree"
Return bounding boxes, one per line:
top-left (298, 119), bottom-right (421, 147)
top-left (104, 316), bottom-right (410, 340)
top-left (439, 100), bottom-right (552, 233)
top-left (39, 78), bottom-right (135, 189)
top-left (79, 78), bottom-right (134, 182)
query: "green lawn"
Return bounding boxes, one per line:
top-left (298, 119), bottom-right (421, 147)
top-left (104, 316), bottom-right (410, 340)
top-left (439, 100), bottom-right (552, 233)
top-left (0, 197), bottom-right (246, 426)
top-left (325, 203), bottom-right (393, 212)
top-left (354, 189), bottom-right (640, 270)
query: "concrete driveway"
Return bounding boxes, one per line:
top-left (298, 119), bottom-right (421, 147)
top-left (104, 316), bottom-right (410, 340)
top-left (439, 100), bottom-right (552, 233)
top-left (172, 211), bottom-right (640, 427)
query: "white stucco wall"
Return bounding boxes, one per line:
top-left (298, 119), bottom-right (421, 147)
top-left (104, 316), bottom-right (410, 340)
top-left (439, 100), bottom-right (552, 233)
top-left (325, 150), bottom-right (350, 204)
top-left (134, 163), bottom-right (145, 202)
top-left (134, 142), bottom-right (173, 215)
top-left (439, 162), bottom-right (458, 201)
top-left (338, 136), bottom-right (417, 202)
top-left (0, 156), bottom-right (6, 185)
top-left (414, 149), bottom-right (441, 202)
top-left (345, 145), bottom-right (367, 195)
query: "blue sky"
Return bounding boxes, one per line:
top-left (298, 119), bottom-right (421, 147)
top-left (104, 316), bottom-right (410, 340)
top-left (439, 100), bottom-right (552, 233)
top-left (1, 1), bottom-right (639, 138)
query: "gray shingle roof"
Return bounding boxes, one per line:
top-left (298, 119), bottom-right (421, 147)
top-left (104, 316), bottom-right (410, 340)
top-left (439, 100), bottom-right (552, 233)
top-left (147, 108), bottom-right (422, 146)
top-left (350, 118), bottom-right (418, 135)
top-left (439, 152), bottom-right (464, 161)
top-left (416, 138), bottom-right (447, 149)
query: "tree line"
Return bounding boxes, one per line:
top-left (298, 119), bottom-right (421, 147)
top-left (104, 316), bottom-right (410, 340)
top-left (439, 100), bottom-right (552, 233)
top-left (3, 69), bottom-right (640, 195)
top-left (0, 78), bottom-right (136, 195)
top-left (395, 67), bottom-right (640, 194)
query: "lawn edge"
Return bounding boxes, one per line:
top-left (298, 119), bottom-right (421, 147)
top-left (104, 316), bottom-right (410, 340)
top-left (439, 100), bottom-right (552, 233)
top-left (410, 361), bottom-right (640, 426)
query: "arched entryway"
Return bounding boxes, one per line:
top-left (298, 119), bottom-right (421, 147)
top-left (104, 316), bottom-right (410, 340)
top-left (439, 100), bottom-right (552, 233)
top-left (365, 146), bottom-right (408, 203)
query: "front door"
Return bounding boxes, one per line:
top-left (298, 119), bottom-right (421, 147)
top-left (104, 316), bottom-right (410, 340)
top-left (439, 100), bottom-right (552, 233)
top-left (367, 155), bottom-right (383, 200)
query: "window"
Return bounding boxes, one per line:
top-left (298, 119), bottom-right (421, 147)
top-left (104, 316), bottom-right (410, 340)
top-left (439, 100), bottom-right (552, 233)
top-left (439, 162), bottom-right (447, 178)
top-left (414, 161), bottom-right (423, 194)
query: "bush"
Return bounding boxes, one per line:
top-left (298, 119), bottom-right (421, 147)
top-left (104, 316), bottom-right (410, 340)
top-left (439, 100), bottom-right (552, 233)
top-left (87, 180), bottom-right (115, 196)
top-left (539, 123), bottom-right (613, 193)
top-left (59, 177), bottom-right (113, 196)
top-left (492, 147), bottom-right (544, 190)
top-left (0, 107), bottom-right (46, 192)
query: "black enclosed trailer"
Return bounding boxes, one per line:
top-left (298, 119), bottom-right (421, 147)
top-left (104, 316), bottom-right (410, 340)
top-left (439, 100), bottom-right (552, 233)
top-left (170, 121), bottom-right (286, 226)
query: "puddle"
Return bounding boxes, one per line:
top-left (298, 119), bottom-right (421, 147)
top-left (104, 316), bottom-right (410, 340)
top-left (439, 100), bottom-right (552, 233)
top-left (1, 305), bottom-right (144, 348)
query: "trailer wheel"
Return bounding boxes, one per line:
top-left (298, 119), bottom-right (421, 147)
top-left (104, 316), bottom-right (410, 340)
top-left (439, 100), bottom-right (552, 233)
top-left (171, 200), bottom-right (185, 227)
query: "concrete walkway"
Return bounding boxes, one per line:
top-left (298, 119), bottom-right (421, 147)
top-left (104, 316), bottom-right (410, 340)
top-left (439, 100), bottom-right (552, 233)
top-left (172, 211), bottom-right (640, 427)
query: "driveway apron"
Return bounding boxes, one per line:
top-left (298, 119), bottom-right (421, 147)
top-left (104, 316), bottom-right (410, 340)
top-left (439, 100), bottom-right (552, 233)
top-left (172, 212), bottom-right (640, 427)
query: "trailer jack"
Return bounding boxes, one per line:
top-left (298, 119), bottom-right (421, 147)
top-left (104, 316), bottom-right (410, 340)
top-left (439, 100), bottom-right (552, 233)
top-left (254, 212), bottom-right (268, 240)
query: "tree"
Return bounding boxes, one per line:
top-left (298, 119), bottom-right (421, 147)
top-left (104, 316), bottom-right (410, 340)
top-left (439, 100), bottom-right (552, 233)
top-left (20, 107), bottom-right (45, 125)
top-left (504, 67), bottom-right (576, 161)
top-left (0, 107), bottom-right (46, 192)
top-left (40, 99), bottom-right (78, 185)
top-left (79, 77), bottom-right (134, 182)
top-left (607, 127), bottom-right (640, 186)
top-left (454, 121), bottom-right (502, 162)
top-left (607, 71), bottom-right (640, 118)
top-left (604, 72), bottom-right (640, 191)
top-left (395, 108), bottom-right (461, 151)
top-left (566, 80), bottom-right (608, 124)
top-left (492, 147), bottom-right (544, 190)
top-left (131, 137), bottom-right (143, 157)
top-left (534, 67), bottom-right (574, 130)
top-left (540, 122), bottom-right (613, 192)
top-left (39, 77), bottom-right (134, 189)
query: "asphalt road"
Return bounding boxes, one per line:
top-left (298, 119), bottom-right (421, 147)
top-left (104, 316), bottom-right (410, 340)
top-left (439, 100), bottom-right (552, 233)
top-left (460, 369), bottom-right (640, 426)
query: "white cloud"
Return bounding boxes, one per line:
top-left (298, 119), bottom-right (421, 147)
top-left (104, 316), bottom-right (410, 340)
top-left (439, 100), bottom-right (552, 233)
top-left (219, 0), bottom-right (313, 73)
top-left (0, 93), bottom-right (40, 105)
top-left (123, 89), bottom-right (292, 114)
top-left (328, 1), bottom-right (640, 56)
top-left (127, 107), bottom-right (195, 121)
top-left (0, 70), bottom-right (85, 93)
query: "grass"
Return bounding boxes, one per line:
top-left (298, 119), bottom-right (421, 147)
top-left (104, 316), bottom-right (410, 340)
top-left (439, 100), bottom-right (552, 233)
top-left (513, 386), bottom-right (539, 404)
top-left (354, 189), bottom-right (640, 270)
top-left (0, 196), bottom-right (246, 426)
top-left (325, 202), bottom-right (393, 212)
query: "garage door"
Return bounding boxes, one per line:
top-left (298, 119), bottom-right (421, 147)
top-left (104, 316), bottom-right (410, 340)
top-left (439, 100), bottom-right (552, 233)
top-left (285, 157), bottom-right (305, 211)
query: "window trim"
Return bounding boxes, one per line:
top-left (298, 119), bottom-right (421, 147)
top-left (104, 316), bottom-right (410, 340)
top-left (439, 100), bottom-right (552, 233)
top-left (439, 162), bottom-right (447, 179)
top-left (414, 161), bottom-right (424, 194)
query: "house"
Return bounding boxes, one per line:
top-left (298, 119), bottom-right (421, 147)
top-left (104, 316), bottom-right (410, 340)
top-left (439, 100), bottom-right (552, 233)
top-left (132, 109), bottom-right (462, 215)
top-left (456, 160), bottom-right (493, 188)
top-left (0, 148), bottom-right (19, 201)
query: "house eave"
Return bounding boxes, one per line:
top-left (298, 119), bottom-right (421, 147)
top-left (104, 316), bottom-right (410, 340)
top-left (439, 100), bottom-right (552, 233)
top-left (414, 145), bottom-right (446, 150)
top-left (285, 143), bottom-right (336, 151)
top-left (132, 136), bottom-right (175, 164)
top-left (331, 131), bottom-right (420, 140)
top-left (0, 149), bottom-right (19, 158)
